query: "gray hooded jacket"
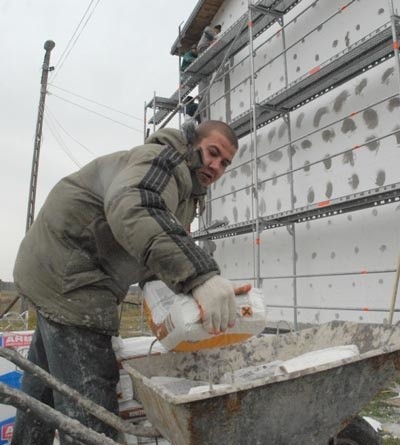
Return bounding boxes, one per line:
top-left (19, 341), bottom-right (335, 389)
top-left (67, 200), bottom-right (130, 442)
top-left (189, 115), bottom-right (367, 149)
top-left (14, 129), bottom-right (219, 335)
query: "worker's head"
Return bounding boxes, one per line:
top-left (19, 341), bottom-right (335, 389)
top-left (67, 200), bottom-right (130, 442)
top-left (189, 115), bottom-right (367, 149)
top-left (193, 120), bottom-right (238, 187)
top-left (214, 25), bottom-right (222, 34)
top-left (190, 44), bottom-right (198, 54)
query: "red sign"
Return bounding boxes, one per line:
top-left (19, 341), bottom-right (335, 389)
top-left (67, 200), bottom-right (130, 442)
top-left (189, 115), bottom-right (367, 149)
top-left (3, 333), bottom-right (33, 348)
top-left (1, 423), bottom-right (13, 441)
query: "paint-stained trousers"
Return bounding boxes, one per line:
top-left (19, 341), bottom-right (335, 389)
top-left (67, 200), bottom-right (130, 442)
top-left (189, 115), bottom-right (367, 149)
top-left (10, 312), bottom-right (120, 444)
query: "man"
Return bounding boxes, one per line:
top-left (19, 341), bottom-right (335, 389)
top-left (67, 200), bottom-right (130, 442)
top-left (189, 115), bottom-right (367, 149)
top-left (11, 120), bottom-right (238, 444)
top-left (197, 24), bottom-right (221, 54)
top-left (181, 44), bottom-right (198, 71)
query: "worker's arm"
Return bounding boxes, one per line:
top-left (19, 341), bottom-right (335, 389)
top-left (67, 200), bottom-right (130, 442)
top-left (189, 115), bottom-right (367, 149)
top-left (104, 145), bottom-right (219, 294)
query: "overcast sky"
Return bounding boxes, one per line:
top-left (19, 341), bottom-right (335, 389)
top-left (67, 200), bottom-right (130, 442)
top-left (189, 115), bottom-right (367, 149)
top-left (0, 0), bottom-right (198, 281)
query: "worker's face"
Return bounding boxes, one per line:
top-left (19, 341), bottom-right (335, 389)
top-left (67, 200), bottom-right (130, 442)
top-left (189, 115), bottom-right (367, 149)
top-left (196, 130), bottom-right (236, 187)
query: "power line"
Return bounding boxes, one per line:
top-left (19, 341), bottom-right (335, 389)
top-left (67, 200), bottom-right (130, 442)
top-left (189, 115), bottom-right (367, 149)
top-left (48, 83), bottom-right (142, 121)
top-left (46, 106), bottom-right (96, 156)
top-left (51, 0), bottom-right (102, 82)
top-left (44, 109), bottom-right (82, 168)
top-left (48, 92), bottom-right (143, 133)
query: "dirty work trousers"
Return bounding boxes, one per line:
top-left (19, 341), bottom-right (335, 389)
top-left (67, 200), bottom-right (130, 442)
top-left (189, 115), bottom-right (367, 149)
top-left (10, 312), bottom-right (120, 444)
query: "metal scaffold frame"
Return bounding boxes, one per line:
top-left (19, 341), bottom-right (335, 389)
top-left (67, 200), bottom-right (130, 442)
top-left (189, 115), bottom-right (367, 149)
top-left (146, 0), bottom-right (400, 325)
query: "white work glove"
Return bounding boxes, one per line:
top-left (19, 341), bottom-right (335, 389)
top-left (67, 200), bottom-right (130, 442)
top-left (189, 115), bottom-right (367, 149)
top-left (192, 275), bottom-right (236, 334)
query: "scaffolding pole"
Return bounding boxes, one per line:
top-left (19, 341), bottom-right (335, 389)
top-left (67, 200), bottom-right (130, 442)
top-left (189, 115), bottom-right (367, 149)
top-left (143, 100), bottom-right (147, 143)
top-left (153, 91), bottom-right (156, 134)
top-left (248, 1), bottom-right (261, 288)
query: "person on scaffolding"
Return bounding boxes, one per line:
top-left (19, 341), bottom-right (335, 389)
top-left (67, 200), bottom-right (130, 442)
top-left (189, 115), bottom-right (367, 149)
top-left (181, 44), bottom-right (198, 71)
top-left (197, 24), bottom-right (222, 54)
top-left (11, 120), bottom-right (240, 444)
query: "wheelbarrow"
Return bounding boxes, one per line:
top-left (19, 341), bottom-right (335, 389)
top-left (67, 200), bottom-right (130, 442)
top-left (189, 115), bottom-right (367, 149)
top-left (122, 321), bottom-right (400, 445)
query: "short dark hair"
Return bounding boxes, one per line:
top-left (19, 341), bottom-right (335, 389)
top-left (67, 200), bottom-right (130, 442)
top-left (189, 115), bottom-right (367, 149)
top-left (194, 120), bottom-right (238, 149)
top-left (214, 24), bottom-right (222, 31)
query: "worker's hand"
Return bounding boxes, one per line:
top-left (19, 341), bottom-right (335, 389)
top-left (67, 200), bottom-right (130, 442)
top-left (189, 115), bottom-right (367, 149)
top-left (192, 275), bottom-right (236, 334)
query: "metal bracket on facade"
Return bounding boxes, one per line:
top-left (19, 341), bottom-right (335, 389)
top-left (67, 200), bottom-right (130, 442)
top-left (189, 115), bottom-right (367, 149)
top-left (256, 103), bottom-right (288, 114)
top-left (249, 4), bottom-right (283, 18)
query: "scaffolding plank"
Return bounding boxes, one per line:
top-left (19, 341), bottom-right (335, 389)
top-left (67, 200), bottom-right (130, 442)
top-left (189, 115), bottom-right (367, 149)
top-left (192, 182), bottom-right (400, 240)
top-left (230, 22), bottom-right (395, 138)
top-left (147, 97), bottom-right (179, 111)
top-left (148, 0), bottom-right (302, 126)
top-left (185, 0), bottom-right (302, 78)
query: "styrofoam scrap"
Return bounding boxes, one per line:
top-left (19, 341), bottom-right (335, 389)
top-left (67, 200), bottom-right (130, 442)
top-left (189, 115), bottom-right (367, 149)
top-left (113, 335), bottom-right (167, 360)
top-left (188, 384), bottom-right (233, 395)
top-left (220, 360), bottom-right (284, 384)
top-left (150, 376), bottom-right (209, 396)
top-left (279, 345), bottom-right (360, 374)
top-left (363, 416), bottom-right (382, 432)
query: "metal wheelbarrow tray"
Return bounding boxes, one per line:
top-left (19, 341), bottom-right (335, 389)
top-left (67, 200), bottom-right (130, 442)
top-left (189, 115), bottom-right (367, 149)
top-left (123, 321), bottom-right (400, 445)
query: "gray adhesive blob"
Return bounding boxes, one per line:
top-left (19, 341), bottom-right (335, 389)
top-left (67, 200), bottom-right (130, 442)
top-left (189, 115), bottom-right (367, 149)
top-left (307, 187), bottom-right (315, 203)
top-left (230, 169), bottom-right (238, 178)
top-left (347, 215), bottom-right (352, 221)
top-left (268, 127), bottom-right (276, 143)
top-left (341, 117), bottom-right (357, 133)
top-left (240, 164), bottom-right (252, 177)
top-left (379, 279), bottom-right (384, 284)
top-left (378, 8), bottom-right (384, 14)
top-left (322, 129), bottom-right (335, 142)
top-left (356, 24), bottom-right (360, 31)
top-left (314, 107), bottom-right (329, 127)
top-left (301, 139), bottom-right (312, 149)
top-left (333, 90), bottom-right (350, 112)
top-left (278, 121), bottom-right (287, 138)
top-left (221, 195), bottom-right (226, 204)
top-left (259, 160), bottom-right (267, 172)
top-left (345, 32), bottom-right (350, 48)
top-left (330, 252), bottom-right (336, 259)
top-left (365, 135), bottom-right (380, 152)
top-left (343, 151), bottom-right (355, 166)
top-left (349, 174), bottom-right (360, 189)
top-left (277, 199), bottom-right (282, 211)
top-left (233, 207), bottom-right (238, 223)
top-left (363, 108), bottom-right (378, 129)
top-left (269, 150), bottom-right (283, 162)
top-left (272, 173), bottom-right (278, 185)
top-left (312, 252), bottom-right (317, 259)
top-left (326, 181), bottom-right (333, 198)
top-left (376, 170), bottom-right (386, 186)
top-left (380, 244), bottom-right (387, 252)
top-left (260, 198), bottom-right (267, 214)
top-left (355, 246), bottom-right (359, 254)
top-left (245, 206), bottom-right (251, 220)
top-left (239, 144), bottom-right (247, 158)
top-left (355, 78), bottom-right (367, 95)
top-left (388, 97), bottom-right (400, 111)
top-left (303, 161), bottom-right (311, 172)
top-left (323, 155), bottom-right (332, 169)
top-left (306, 221), bottom-right (311, 230)
top-left (382, 67), bottom-right (394, 85)
top-left (239, 101), bottom-right (244, 108)
top-left (245, 187), bottom-right (250, 196)
top-left (372, 209), bottom-right (378, 216)
top-left (332, 39), bottom-right (338, 48)
top-left (296, 113), bottom-right (305, 128)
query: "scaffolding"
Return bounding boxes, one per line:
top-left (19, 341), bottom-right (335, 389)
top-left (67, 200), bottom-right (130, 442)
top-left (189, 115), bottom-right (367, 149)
top-left (145, 0), bottom-right (400, 328)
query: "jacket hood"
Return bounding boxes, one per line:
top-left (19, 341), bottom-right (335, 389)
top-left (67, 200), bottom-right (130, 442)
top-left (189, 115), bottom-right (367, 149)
top-left (145, 128), bottom-right (188, 156)
top-left (145, 127), bottom-right (207, 198)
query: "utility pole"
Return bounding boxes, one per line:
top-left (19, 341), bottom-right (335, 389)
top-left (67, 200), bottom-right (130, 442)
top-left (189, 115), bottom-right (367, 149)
top-left (26, 40), bottom-right (55, 233)
top-left (19, 40), bottom-right (55, 316)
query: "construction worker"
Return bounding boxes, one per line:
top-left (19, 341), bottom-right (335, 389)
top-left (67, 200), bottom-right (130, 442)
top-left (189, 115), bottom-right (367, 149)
top-left (11, 120), bottom-right (239, 444)
top-left (197, 24), bottom-right (222, 54)
top-left (181, 44), bottom-right (198, 71)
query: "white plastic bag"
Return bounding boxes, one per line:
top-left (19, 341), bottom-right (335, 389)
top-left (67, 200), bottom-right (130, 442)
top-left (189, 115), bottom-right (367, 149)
top-left (143, 280), bottom-right (267, 352)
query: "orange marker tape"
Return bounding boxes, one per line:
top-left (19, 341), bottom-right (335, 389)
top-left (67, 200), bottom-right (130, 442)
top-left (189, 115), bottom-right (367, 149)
top-left (309, 66), bottom-right (321, 75)
top-left (317, 200), bottom-right (331, 208)
top-left (353, 144), bottom-right (361, 150)
top-left (340, 5), bottom-right (347, 11)
top-left (393, 41), bottom-right (400, 50)
top-left (360, 269), bottom-right (368, 275)
top-left (350, 111), bottom-right (357, 117)
top-left (255, 238), bottom-right (260, 245)
top-left (248, 21), bottom-right (253, 27)
top-left (362, 307), bottom-right (369, 312)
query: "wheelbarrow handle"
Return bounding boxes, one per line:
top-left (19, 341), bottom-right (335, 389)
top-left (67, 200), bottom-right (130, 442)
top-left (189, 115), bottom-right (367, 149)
top-left (0, 347), bottom-right (160, 438)
top-left (0, 381), bottom-right (120, 445)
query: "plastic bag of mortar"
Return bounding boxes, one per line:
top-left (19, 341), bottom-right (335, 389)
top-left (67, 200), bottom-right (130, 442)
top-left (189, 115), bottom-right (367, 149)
top-left (220, 360), bottom-right (284, 384)
top-left (142, 280), bottom-right (267, 352)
